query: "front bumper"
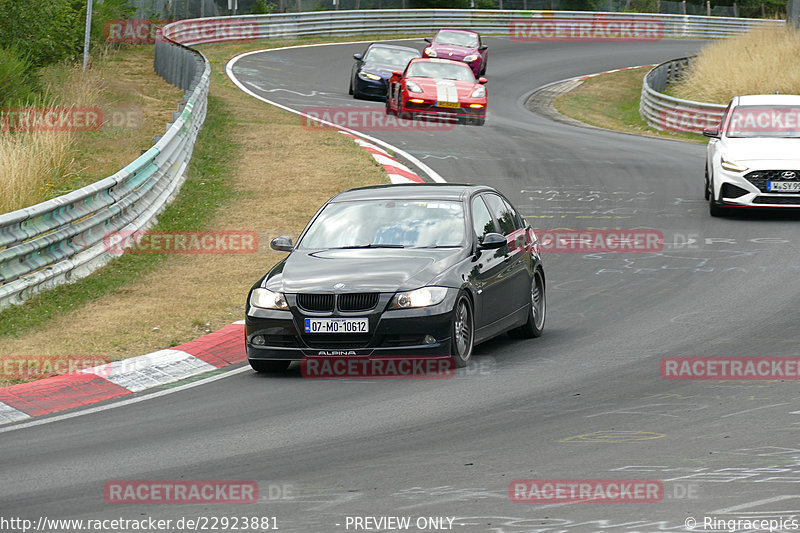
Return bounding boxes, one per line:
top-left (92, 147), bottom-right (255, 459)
top-left (403, 99), bottom-right (486, 120)
top-left (245, 292), bottom-right (456, 360)
top-left (714, 165), bottom-right (800, 208)
top-left (354, 76), bottom-right (389, 99)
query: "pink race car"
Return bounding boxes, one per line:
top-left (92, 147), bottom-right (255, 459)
top-left (423, 28), bottom-right (488, 78)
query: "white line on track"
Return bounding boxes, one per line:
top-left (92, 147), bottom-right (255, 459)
top-left (224, 40), bottom-right (446, 183)
top-left (0, 365), bottom-right (252, 434)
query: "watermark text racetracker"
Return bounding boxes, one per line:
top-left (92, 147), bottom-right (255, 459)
top-left (0, 107), bottom-right (143, 132)
top-left (104, 230), bottom-right (258, 256)
top-left (509, 479), bottom-right (663, 503)
top-left (301, 107), bottom-right (456, 131)
top-left (104, 18), bottom-right (257, 44)
top-left (662, 356), bottom-right (800, 380)
top-left (510, 16), bottom-right (664, 41)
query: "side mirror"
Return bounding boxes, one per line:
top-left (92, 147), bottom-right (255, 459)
top-left (703, 127), bottom-right (720, 138)
top-left (353, 53), bottom-right (363, 61)
top-left (478, 77), bottom-right (488, 84)
top-left (270, 236), bottom-right (294, 252)
top-left (478, 232), bottom-right (506, 250)
top-left (424, 37), bottom-right (431, 43)
top-left (479, 45), bottom-right (488, 51)
top-left (391, 70), bottom-right (403, 77)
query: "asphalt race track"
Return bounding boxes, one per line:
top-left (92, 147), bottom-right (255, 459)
top-left (4, 37), bottom-right (800, 533)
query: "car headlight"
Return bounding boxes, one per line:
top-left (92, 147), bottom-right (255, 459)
top-left (463, 54), bottom-right (479, 62)
top-left (720, 158), bottom-right (749, 172)
top-left (406, 80), bottom-right (423, 93)
top-left (388, 287), bottom-right (449, 309)
top-left (424, 47), bottom-right (437, 57)
top-left (358, 70), bottom-right (382, 81)
top-left (471, 86), bottom-right (486, 98)
top-left (250, 288), bottom-right (289, 310)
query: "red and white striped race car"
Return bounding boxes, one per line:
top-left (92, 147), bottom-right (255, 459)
top-left (386, 58), bottom-right (487, 126)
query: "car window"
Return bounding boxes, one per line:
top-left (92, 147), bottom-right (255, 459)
top-left (434, 30), bottom-right (479, 48)
top-left (364, 47), bottom-right (420, 67)
top-left (471, 196), bottom-right (497, 242)
top-left (298, 199), bottom-right (466, 249)
top-left (406, 61), bottom-right (475, 82)
top-left (482, 194), bottom-right (518, 235)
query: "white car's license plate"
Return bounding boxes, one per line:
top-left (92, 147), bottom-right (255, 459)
top-left (767, 181), bottom-right (800, 191)
top-left (304, 318), bottom-right (368, 334)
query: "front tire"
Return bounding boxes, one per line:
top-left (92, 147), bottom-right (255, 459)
top-left (385, 95), bottom-right (395, 115)
top-left (249, 359), bottom-right (290, 373)
top-left (708, 175), bottom-right (729, 217)
top-left (510, 268), bottom-right (546, 338)
top-left (450, 294), bottom-right (474, 368)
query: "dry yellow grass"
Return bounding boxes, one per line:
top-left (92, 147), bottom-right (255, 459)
top-left (672, 24), bottom-right (800, 104)
top-left (0, 47), bottom-right (182, 214)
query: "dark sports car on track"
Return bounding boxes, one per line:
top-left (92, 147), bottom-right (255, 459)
top-left (349, 43), bottom-right (421, 100)
top-left (245, 184), bottom-right (545, 373)
top-left (386, 58), bottom-right (488, 126)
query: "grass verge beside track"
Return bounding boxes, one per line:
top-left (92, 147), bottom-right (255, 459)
top-left (553, 68), bottom-right (704, 143)
top-left (0, 37), bottom-right (406, 386)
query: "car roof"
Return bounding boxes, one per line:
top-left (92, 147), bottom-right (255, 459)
top-left (436, 28), bottom-right (480, 36)
top-left (365, 43), bottom-right (421, 54)
top-left (734, 94), bottom-right (800, 106)
top-left (329, 183), bottom-right (496, 202)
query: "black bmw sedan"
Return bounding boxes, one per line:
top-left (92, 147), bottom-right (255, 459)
top-left (245, 184), bottom-right (545, 372)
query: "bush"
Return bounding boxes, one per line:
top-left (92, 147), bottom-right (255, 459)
top-left (0, 0), bottom-right (82, 68)
top-left (250, 0), bottom-right (277, 13)
top-left (0, 47), bottom-right (36, 107)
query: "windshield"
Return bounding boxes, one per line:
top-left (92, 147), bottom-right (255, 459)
top-left (406, 61), bottom-right (475, 82)
top-left (298, 199), bottom-right (466, 249)
top-left (364, 47), bottom-right (419, 67)
top-left (726, 105), bottom-right (800, 138)
top-left (433, 30), bottom-right (479, 48)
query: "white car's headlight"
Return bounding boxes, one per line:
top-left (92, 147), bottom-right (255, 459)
top-left (471, 86), bottom-right (486, 98)
top-left (406, 80), bottom-right (423, 93)
top-left (358, 70), bottom-right (382, 81)
top-left (720, 158), bottom-right (749, 172)
top-left (250, 288), bottom-right (289, 310)
top-left (463, 54), bottom-right (479, 62)
top-left (388, 287), bottom-right (448, 309)
top-left (424, 47), bottom-right (437, 57)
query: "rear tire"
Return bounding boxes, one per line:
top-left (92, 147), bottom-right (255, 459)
top-left (249, 359), bottom-right (290, 373)
top-left (509, 268), bottom-right (546, 338)
top-left (450, 294), bottom-right (474, 368)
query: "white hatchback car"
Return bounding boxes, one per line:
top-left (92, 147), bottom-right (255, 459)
top-left (704, 94), bottom-right (800, 216)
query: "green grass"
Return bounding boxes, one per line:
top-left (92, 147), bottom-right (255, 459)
top-left (553, 68), bottom-right (706, 143)
top-left (0, 93), bottom-right (240, 339)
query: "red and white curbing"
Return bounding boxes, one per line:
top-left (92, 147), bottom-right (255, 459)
top-left (0, 322), bottom-right (247, 425)
top-left (341, 132), bottom-right (426, 184)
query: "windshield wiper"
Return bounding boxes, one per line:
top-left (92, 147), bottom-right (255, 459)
top-left (337, 243), bottom-right (405, 249)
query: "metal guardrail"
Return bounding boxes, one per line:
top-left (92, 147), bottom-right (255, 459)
top-left (639, 56), bottom-right (727, 134)
top-left (0, 35), bottom-right (210, 309)
top-left (163, 10), bottom-right (782, 44)
top-left (0, 10), bottom-right (783, 309)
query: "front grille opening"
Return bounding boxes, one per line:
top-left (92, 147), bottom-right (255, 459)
top-left (297, 293), bottom-right (335, 312)
top-left (721, 183), bottom-right (749, 199)
top-left (744, 170), bottom-right (800, 193)
top-left (338, 293), bottom-right (380, 312)
top-left (753, 196), bottom-right (800, 205)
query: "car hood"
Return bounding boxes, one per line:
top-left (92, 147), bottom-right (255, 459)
top-left (362, 61), bottom-right (406, 79)
top-left (430, 44), bottom-right (475, 59)
top-left (410, 77), bottom-right (479, 101)
top-left (263, 248), bottom-right (465, 293)
top-left (722, 138), bottom-right (800, 162)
